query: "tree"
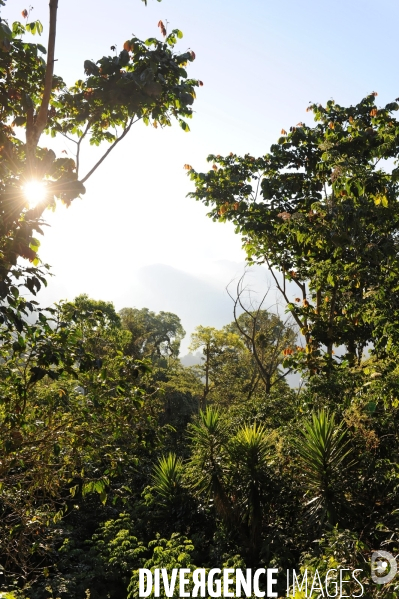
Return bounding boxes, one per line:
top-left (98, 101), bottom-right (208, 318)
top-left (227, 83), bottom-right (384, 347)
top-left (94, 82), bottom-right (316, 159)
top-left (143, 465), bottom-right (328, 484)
top-left (186, 407), bottom-right (233, 521)
top-left (188, 93), bottom-right (399, 373)
top-left (188, 325), bottom-right (246, 409)
top-left (186, 408), bottom-right (279, 565)
top-left (225, 276), bottom-right (297, 393)
top-left (0, 295), bottom-right (155, 581)
top-left (227, 422), bottom-right (272, 560)
top-left (151, 452), bottom-right (184, 504)
top-left (119, 307), bottom-right (186, 362)
top-left (188, 312), bottom-right (293, 406)
top-left (0, 0), bottom-right (200, 330)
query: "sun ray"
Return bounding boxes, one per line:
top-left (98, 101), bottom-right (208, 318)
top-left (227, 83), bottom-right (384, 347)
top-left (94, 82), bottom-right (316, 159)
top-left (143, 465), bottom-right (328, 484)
top-left (24, 180), bottom-right (47, 208)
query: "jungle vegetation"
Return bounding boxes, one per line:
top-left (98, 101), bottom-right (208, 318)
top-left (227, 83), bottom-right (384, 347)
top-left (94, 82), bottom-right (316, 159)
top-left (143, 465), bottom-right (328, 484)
top-left (0, 1), bottom-right (399, 598)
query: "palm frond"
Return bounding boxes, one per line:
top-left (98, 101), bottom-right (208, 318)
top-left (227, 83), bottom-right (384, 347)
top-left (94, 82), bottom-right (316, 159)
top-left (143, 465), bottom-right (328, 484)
top-left (152, 452), bottom-right (183, 501)
top-left (297, 409), bottom-right (354, 525)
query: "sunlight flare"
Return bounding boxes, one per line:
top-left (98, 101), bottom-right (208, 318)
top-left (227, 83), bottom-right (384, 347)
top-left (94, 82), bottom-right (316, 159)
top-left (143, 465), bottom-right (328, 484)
top-left (24, 180), bottom-right (47, 208)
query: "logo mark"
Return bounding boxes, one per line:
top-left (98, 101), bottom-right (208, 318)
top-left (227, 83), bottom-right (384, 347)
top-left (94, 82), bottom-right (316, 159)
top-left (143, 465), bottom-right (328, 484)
top-left (371, 550), bottom-right (397, 584)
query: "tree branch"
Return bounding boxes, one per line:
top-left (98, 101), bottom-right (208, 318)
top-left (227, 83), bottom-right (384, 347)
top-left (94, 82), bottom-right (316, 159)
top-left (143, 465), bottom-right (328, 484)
top-left (76, 121), bottom-right (92, 178)
top-left (274, 366), bottom-right (293, 384)
top-left (35, 0), bottom-right (58, 134)
top-left (60, 133), bottom-right (78, 146)
top-left (80, 117), bottom-right (139, 184)
top-left (26, 0), bottom-right (59, 170)
top-left (227, 275), bottom-right (281, 394)
top-left (265, 258), bottom-right (302, 330)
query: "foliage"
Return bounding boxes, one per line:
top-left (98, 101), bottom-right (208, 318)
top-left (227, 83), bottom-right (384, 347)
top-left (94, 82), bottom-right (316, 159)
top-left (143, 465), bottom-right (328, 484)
top-left (188, 93), bottom-right (399, 370)
top-left (289, 528), bottom-right (399, 599)
top-left (181, 89), bottom-right (399, 590)
top-left (227, 423), bottom-right (271, 558)
top-left (186, 407), bottom-right (228, 503)
top-left (0, 2), bottom-right (200, 330)
top-left (91, 514), bottom-right (146, 587)
top-left (225, 302), bottom-right (296, 394)
top-left (128, 534), bottom-right (197, 599)
top-left (189, 326), bottom-right (246, 407)
top-left (1, 295), bottom-right (398, 595)
top-left (1, 34), bottom-right (399, 597)
top-left (296, 409), bottom-right (354, 526)
top-left (119, 308), bottom-right (185, 362)
top-left (0, 295), bottom-right (152, 581)
top-left (151, 453), bottom-right (184, 503)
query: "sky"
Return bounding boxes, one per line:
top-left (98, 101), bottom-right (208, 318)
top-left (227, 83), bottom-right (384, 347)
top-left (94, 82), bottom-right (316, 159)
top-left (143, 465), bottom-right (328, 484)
top-left (3, 0), bottom-right (399, 353)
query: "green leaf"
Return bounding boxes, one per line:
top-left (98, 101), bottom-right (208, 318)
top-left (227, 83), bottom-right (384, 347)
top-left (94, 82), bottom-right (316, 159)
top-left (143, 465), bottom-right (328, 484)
top-left (0, 22), bottom-right (12, 41)
top-left (53, 443), bottom-right (61, 456)
top-left (145, 37), bottom-right (158, 47)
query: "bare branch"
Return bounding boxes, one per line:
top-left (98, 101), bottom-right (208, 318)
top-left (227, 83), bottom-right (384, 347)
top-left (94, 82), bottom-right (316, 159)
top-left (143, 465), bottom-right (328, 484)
top-left (274, 367), bottom-right (293, 384)
top-left (80, 117), bottom-right (140, 184)
top-left (253, 172), bottom-right (262, 203)
top-left (292, 276), bottom-right (306, 295)
top-left (60, 133), bottom-right (78, 146)
top-left (265, 258), bottom-right (302, 329)
top-left (227, 273), bottom-right (291, 394)
top-left (76, 121), bottom-right (92, 178)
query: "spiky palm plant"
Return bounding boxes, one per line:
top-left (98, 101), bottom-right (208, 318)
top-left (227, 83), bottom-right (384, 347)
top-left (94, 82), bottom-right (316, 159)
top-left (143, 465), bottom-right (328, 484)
top-left (228, 422), bottom-right (271, 553)
top-left (152, 452), bottom-right (184, 503)
top-left (187, 407), bottom-right (233, 522)
top-left (234, 422), bottom-right (271, 468)
top-left (297, 409), bottom-right (354, 526)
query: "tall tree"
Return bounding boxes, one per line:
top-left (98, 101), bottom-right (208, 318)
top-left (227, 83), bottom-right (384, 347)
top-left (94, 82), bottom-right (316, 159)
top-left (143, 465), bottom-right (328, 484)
top-left (119, 307), bottom-right (185, 362)
top-left (188, 93), bottom-right (399, 373)
top-left (225, 276), bottom-right (297, 393)
top-left (189, 325), bottom-right (246, 408)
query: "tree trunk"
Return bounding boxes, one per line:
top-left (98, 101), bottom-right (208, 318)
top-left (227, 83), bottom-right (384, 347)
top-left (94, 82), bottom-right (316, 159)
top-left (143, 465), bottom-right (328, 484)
top-left (25, 0), bottom-right (59, 174)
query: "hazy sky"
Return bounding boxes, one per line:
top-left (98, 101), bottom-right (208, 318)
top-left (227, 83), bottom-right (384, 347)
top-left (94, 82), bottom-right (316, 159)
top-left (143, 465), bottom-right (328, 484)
top-left (3, 0), bottom-right (399, 351)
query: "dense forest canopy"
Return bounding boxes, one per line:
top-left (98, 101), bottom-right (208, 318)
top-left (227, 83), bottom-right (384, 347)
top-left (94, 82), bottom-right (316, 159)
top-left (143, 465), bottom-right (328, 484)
top-left (0, 1), bottom-right (399, 598)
